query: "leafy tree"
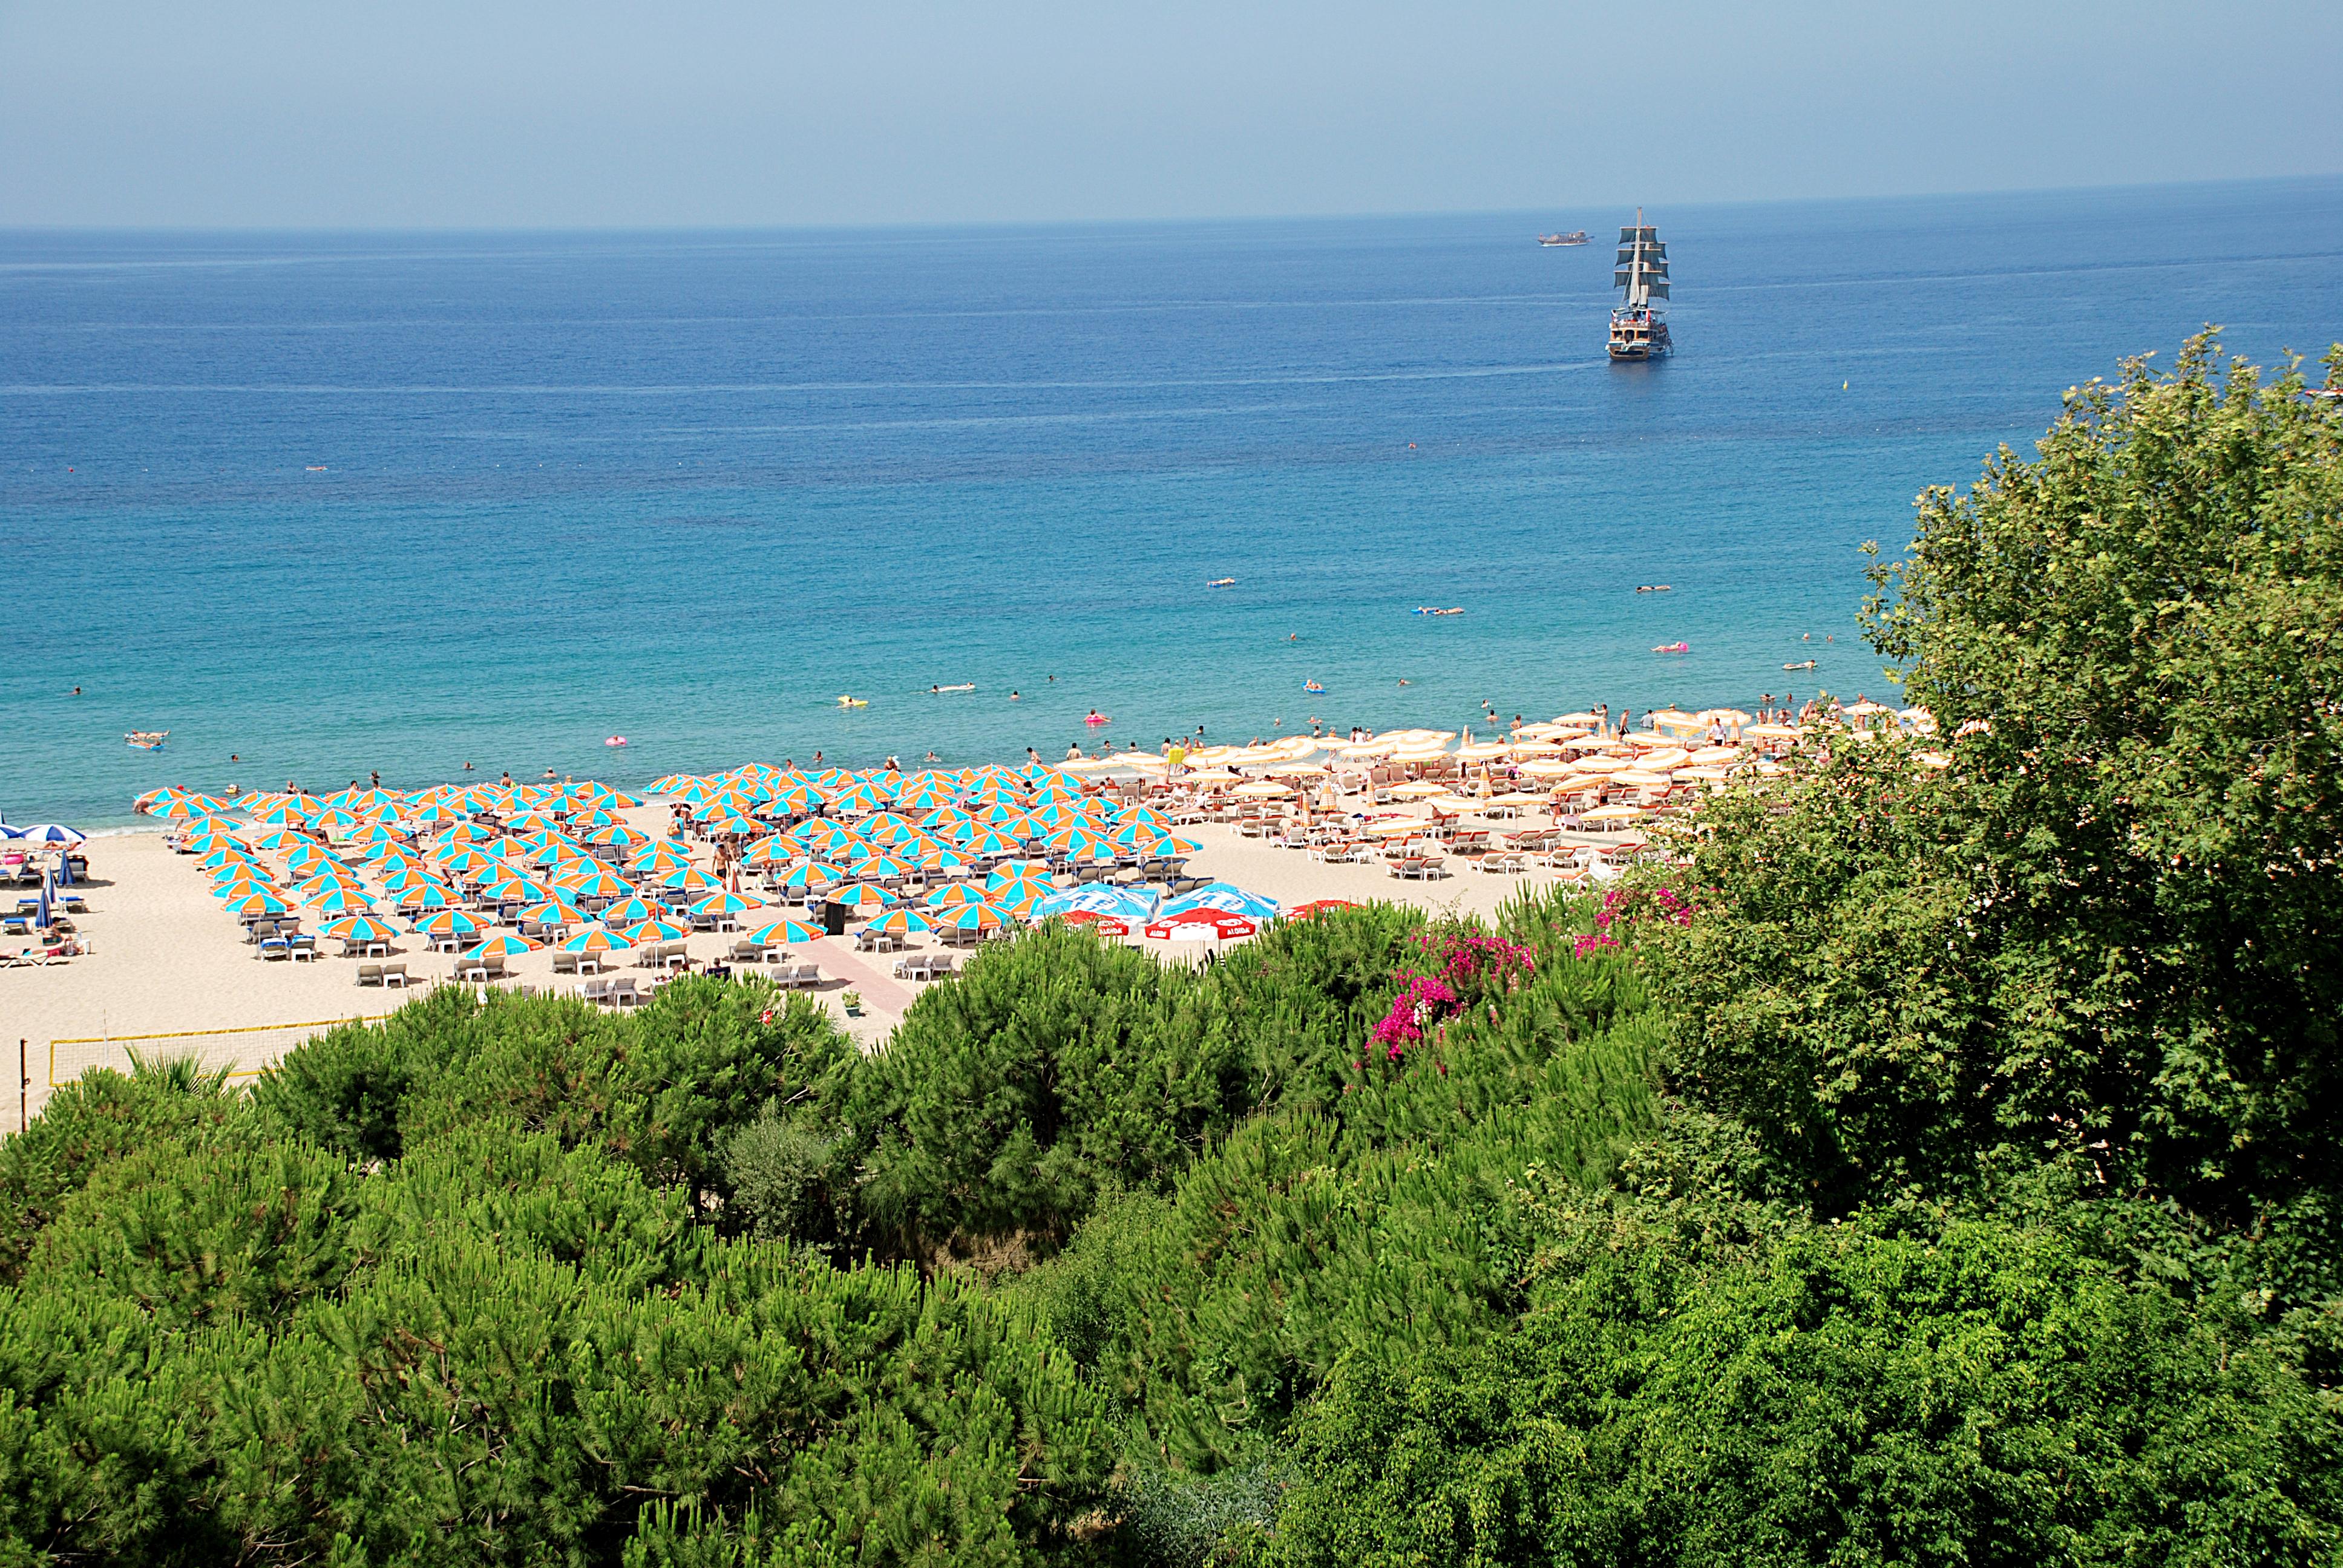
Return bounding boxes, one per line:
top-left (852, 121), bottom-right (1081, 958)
top-left (1266, 1216), bottom-right (2343, 1568)
top-left (0, 1051), bottom-right (243, 1282)
top-left (844, 923), bottom-right (1244, 1259)
top-left (1656, 338), bottom-right (2343, 1219)
top-left (1861, 335), bottom-right (2343, 1213)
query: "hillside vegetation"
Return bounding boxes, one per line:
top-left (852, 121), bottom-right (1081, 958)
top-left (4, 337), bottom-right (2339, 1566)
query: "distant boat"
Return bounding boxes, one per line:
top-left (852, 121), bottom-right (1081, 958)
top-left (1538, 231), bottom-right (1589, 246)
top-left (1608, 209), bottom-right (1673, 361)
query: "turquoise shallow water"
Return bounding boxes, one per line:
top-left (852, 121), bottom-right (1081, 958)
top-left (5, 178), bottom-right (2342, 826)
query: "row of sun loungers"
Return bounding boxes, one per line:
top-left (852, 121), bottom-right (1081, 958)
top-left (891, 953), bottom-right (960, 982)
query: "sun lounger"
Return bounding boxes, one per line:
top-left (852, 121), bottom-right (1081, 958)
top-left (289, 935), bottom-right (320, 960)
top-left (609, 977), bottom-right (641, 1008)
top-left (356, 963), bottom-right (384, 987)
top-left (552, 951), bottom-right (580, 974)
top-left (382, 962), bottom-right (411, 988)
top-left (782, 962), bottom-right (821, 989)
top-left (581, 978), bottom-right (611, 1004)
top-left (258, 936), bottom-right (292, 961)
top-left (729, 941), bottom-right (765, 964)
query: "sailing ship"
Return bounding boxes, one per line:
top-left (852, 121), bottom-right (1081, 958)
top-left (1537, 230), bottom-right (1588, 246)
top-left (1608, 209), bottom-right (1672, 360)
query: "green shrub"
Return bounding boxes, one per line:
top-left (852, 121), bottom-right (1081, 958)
top-left (1265, 1215), bottom-right (2343, 1567)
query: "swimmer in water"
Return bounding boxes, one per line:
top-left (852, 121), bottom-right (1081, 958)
top-left (1010, 690), bottom-right (1021, 701)
top-left (1398, 679), bottom-right (1411, 687)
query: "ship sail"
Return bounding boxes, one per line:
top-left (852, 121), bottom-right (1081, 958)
top-left (1614, 222), bottom-right (1669, 309)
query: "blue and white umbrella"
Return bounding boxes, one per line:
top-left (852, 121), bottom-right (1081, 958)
top-left (1156, 885), bottom-right (1281, 923)
top-left (11, 824), bottom-right (85, 846)
top-left (1032, 884), bottom-right (1158, 921)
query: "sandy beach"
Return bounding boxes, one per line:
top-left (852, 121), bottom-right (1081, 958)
top-left (2, 788), bottom-right (1625, 1128)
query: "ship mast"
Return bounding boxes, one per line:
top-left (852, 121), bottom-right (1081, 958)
top-left (1614, 207), bottom-right (1670, 310)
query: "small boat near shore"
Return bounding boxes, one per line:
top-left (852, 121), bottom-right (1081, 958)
top-left (1538, 231), bottom-right (1589, 246)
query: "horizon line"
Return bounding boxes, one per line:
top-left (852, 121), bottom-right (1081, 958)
top-left (3, 171), bottom-right (2336, 240)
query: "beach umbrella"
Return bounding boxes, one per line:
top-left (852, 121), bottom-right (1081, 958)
top-left (152, 794), bottom-right (231, 821)
top-left (913, 846), bottom-right (972, 876)
top-left (304, 885), bottom-right (376, 918)
top-left (853, 853), bottom-right (916, 880)
top-left (773, 861), bottom-right (844, 891)
top-left (560, 925), bottom-right (630, 953)
top-left (744, 918), bottom-right (820, 946)
top-left (413, 908), bottom-right (485, 937)
top-left (1144, 908), bottom-right (1257, 941)
top-left (620, 917), bottom-right (690, 944)
top-left (985, 868), bottom-right (1055, 904)
top-left (211, 874), bottom-right (277, 902)
top-left (1158, 885), bottom-right (1281, 922)
top-left (1580, 803), bottom-right (1646, 825)
top-left (940, 900), bottom-right (1011, 933)
top-left (1118, 832), bottom-right (1199, 859)
top-left (480, 874), bottom-right (550, 904)
top-left (395, 883), bottom-right (458, 912)
top-left (460, 932), bottom-right (543, 960)
top-left (324, 912), bottom-right (400, 943)
top-left (689, 890), bottom-right (759, 918)
top-left (521, 895), bottom-right (587, 926)
top-left (962, 829), bottom-right (1021, 857)
top-left (598, 894), bottom-right (661, 927)
top-left (1043, 826), bottom-right (1114, 860)
top-left (1033, 884), bottom-right (1157, 921)
top-left (628, 842), bottom-right (693, 875)
top-left (741, 834), bottom-right (793, 865)
top-left (582, 823), bottom-right (648, 849)
top-left (247, 797), bottom-right (321, 826)
top-left (10, 823), bottom-right (87, 844)
top-left (864, 907), bottom-right (936, 937)
top-left (857, 812), bottom-right (919, 844)
top-left (224, 889), bottom-right (292, 917)
top-left (925, 883), bottom-right (989, 908)
top-left (197, 845), bottom-right (260, 872)
top-left (828, 881), bottom-right (894, 910)
top-left (658, 864), bottom-right (719, 893)
top-left (505, 809), bottom-right (565, 833)
top-left (557, 866), bottom-right (632, 900)
top-left (1286, 899), bottom-right (1359, 919)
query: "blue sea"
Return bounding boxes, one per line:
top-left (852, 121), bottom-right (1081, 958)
top-left (6, 178), bottom-right (2341, 828)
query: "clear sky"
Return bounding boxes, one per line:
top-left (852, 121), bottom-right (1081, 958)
top-left (4, 0), bottom-right (2337, 229)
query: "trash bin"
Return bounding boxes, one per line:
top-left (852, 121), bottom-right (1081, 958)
top-left (822, 900), bottom-right (850, 937)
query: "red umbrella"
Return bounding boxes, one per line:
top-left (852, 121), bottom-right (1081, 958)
top-left (1288, 899), bottom-right (1360, 918)
top-left (1061, 910), bottom-right (1130, 937)
top-left (1144, 909), bottom-right (1257, 941)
